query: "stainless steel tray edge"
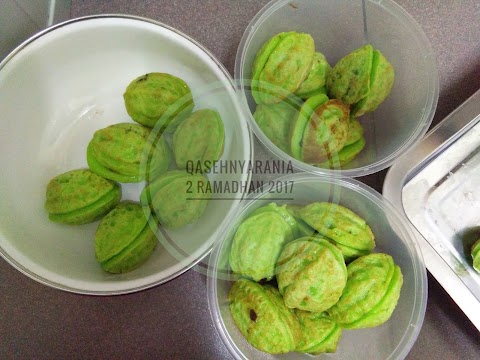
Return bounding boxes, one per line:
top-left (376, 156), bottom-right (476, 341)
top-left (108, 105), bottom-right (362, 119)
top-left (384, 89), bottom-right (480, 332)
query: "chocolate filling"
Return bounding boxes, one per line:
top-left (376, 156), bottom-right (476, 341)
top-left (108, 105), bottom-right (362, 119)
top-left (249, 309), bottom-right (257, 321)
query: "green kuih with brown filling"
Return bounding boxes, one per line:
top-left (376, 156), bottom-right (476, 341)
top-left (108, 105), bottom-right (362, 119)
top-left (252, 32), bottom-right (315, 104)
top-left (276, 236), bottom-right (347, 312)
top-left (45, 169), bottom-right (121, 225)
top-left (95, 201), bottom-right (157, 274)
top-left (172, 109), bottom-right (225, 173)
top-left (123, 72), bottom-right (194, 131)
top-left (87, 123), bottom-right (171, 183)
top-left (229, 278), bottom-right (301, 354)
top-left (299, 202), bottom-right (375, 261)
top-left (328, 253), bottom-right (403, 329)
top-left (229, 203), bottom-right (298, 281)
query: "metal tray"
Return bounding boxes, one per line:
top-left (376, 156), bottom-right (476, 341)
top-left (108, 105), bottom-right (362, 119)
top-left (384, 89), bottom-right (480, 331)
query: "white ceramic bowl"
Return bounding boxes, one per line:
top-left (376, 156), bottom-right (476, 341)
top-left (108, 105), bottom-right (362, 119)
top-left (0, 15), bottom-right (252, 294)
top-left (235, 0), bottom-right (439, 177)
top-left (207, 174), bottom-right (427, 360)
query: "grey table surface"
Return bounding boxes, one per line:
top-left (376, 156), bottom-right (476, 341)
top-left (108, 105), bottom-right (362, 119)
top-left (1, 0), bottom-right (480, 359)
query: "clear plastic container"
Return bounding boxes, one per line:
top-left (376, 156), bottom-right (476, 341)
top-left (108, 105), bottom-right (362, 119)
top-left (0, 15), bottom-right (252, 295)
top-left (207, 174), bottom-right (427, 360)
top-left (235, 0), bottom-right (439, 177)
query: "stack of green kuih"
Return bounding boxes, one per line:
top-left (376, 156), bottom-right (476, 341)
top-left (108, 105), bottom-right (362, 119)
top-left (228, 202), bottom-right (403, 355)
top-left (44, 73), bottom-right (225, 274)
top-left (252, 31), bottom-right (395, 168)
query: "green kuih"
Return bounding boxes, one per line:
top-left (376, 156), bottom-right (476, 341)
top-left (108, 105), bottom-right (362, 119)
top-left (290, 95), bottom-right (350, 165)
top-left (290, 93), bottom-right (328, 160)
top-left (327, 44), bottom-right (373, 105)
top-left (472, 239), bottom-right (480, 272)
top-left (95, 201), bottom-right (157, 274)
top-left (344, 118), bottom-right (365, 147)
top-left (229, 279), bottom-right (301, 354)
top-left (295, 52), bottom-right (331, 99)
top-left (294, 310), bottom-right (342, 355)
top-left (327, 44), bottom-right (394, 115)
top-left (317, 117), bottom-right (365, 168)
top-left (253, 102), bottom-right (298, 154)
top-left (285, 205), bottom-right (316, 237)
top-left (45, 169), bottom-right (121, 225)
top-left (328, 253), bottom-right (404, 329)
top-left (299, 202), bottom-right (375, 261)
top-left (140, 170), bottom-right (211, 230)
top-left (123, 72), bottom-right (194, 131)
top-left (172, 109), bottom-right (225, 173)
top-left (87, 123), bottom-right (171, 183)
top-left (352, 49), bottom-right (395, 116)
top-left (317, 137), bottom-right (366, 169)
top-left (276, 237), bottom-right (347, 313)
top-left (229, 203), bottom-right (298, 281)
top-left (252, 32), bottom-right (315, 104)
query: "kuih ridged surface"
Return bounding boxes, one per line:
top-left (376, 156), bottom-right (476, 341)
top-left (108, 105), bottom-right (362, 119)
top-left (295, 310), bottom-right (342, 355)
top-left (45, 169), bottom-right (121, 225)
top-left (123, 72), bottom-right (194, 130)
top-left (87, 123), bottom-right (171, 183)
top-left (140, 170), bottom-right (211, 230)
top-left (276, 237), bottom-right (347, 312)
top-left (299, 202), bottom-right (375, 260)
top-left (252, 32), bottom-right (315, 104)
top-left (328, 253), bottom-right (403, 329)
top-left (95, 201), bottom-right (157, 274)
top-left (172, 109), bottom-right (225, 172)
top-left (229, 279), bottom-right (301, 354)
top-left (229, 203), bottom-right (297, 281)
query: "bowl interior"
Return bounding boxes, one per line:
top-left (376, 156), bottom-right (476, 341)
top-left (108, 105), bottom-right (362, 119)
top-left (236, 0), bottom-right (438, 177)
top-left (0, 16), bottom-right (251, 294)
top-left (208, 175), bottom-right (427, 359)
